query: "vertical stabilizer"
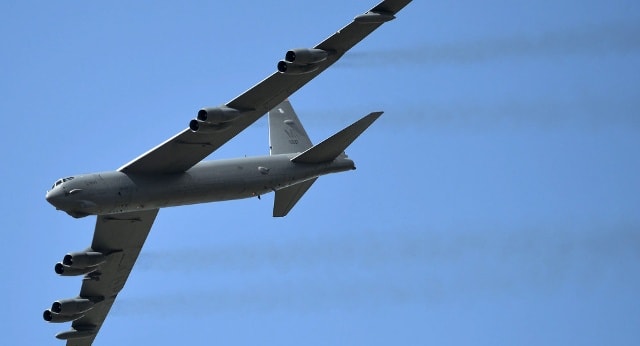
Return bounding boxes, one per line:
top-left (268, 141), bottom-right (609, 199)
top-left (269, 100), bottom-right (317, 217)
top-left (269, 100), bottom-right (313, 155)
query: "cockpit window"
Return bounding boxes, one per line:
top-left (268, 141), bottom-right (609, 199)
top-left (51, 177), bottom-right (75, 190)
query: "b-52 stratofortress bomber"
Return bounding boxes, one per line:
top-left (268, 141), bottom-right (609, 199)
top-left (42, 0), bottom-right (411, 344)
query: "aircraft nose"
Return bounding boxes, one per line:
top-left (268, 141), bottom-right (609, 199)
top-left (45, 188), bottom-right (63, 207)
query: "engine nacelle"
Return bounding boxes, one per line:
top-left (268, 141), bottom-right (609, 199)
top-left (54, 262), bottom-right (99, 276)
top-left (52, 298), bottom-right (96, 315)
top-left (277, 60), bottom-right (320, 75)
top-left (189, 119), bottom-right (232, 133)
top-left (277, 48), bottom-right (333, 74)
top-left (196, 106), bottom-right (242, 124)
top-left (43, 310), bottom-right (84, 323)
top-left (284, 48), bottom-right (329, 65)
top-left (62, 251), bottom-right (106, 268)
top-left (55, 328), bottom-right (96, 340)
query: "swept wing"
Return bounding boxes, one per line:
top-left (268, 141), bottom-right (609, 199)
top-left (53, 209), bottom-right (159, 345)
top-left (47, 1), bottom-right (411, 344)
top-left (119, 0), bottom-right (412, 175)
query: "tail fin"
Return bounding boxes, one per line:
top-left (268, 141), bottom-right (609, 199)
top-left (269, 100), bottom-right (316, 217)
top-left (269, 100), bottom-right (313, 155)
top-left (268, 101), bottom-right (383, 217)
top-left (291, 111), bottom-right (383, 164)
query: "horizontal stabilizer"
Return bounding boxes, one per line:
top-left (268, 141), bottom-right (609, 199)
top-left (291, 111), bottom-right (383, 164)
top-left (273, 178), bottom-right (318, 217)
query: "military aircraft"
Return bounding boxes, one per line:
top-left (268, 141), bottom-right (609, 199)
top-left (42, 0), bottom-right (411, 344)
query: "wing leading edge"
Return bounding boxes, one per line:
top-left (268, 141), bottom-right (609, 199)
top-left (119, 0), bottom-right (412, 175)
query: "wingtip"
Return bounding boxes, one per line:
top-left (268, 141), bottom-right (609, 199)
top-left (368, 111), bottom-right (384, 119)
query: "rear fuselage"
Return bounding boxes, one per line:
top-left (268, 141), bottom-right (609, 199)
top-left (46, 154), bottom-right (355, 217)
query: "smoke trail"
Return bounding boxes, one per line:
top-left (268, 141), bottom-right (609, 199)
top-left (294, 95), bottom-right (640, 131)
top-left (388, 99), bottom-right (640, 130)
top-left (115, 225), bottom-right (640, 316)
top-left (340, 22), bottom-right (640, 67)
top-left (137, 226), bottom-right (640, 272)
top-left (247, 24), bottom-right (640, 132)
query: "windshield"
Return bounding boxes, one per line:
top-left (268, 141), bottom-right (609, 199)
top-left (50, 177), bottom-right (75, 190)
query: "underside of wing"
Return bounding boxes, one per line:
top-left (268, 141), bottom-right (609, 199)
top-left (118, 0), bottom-right (412, 175)
top-left (46, 209), bottom-right (159, 346)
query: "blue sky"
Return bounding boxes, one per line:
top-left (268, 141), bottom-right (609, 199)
top-left (2, 0), bottom-right (640, 345)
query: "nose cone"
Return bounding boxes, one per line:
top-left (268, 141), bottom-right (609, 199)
top-left (45, 188), bottom-right (64, 208)
top-left (46, 185), bottom-right (93, 218)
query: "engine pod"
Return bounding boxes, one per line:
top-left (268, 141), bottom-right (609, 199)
top-left (196, 106), bottom-right (243, 124)
top-left (54, 262), bottom-right (99, 276)
top-left (43, 310), bottom-right (84, 323)
top-left (62, 251), bottom-right (106, 268)
top-left (277, 61), bottom-right (320, 75)
top-left (284, 48), bottom-right (329, 65)
top-left (52, 298), bottom-right (96, 315)
top-left (189, 119), bottom-right (232, 133)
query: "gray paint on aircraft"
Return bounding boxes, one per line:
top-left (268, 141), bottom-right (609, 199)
top-left (42, 1), bottom-right (412, 344)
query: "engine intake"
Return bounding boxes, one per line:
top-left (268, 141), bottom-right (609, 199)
top-left (189, 119), bottom-right (232, 133)
top-left (43, 310), bottom-right (84, 323)
top-left (54, 262), bottom-right (99, 276)
top-left (278, 48), bottom-right (332, 75)
top-left (196, 106), bottom-right (243, 124)
top-left (277, 61), bottom-right (320, 75)
top-left (284, 48), bottom-right (329, 65)
top-left (52, 298), bottom-right (96, 315)
top-left (62, 251), bottom-right (106, 268)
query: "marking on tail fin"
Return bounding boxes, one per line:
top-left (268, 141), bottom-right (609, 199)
top-left (269, 101), bottom-right (313, 155)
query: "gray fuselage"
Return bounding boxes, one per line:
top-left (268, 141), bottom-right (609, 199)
top-left (46, 154), bottom-right (355, 218)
